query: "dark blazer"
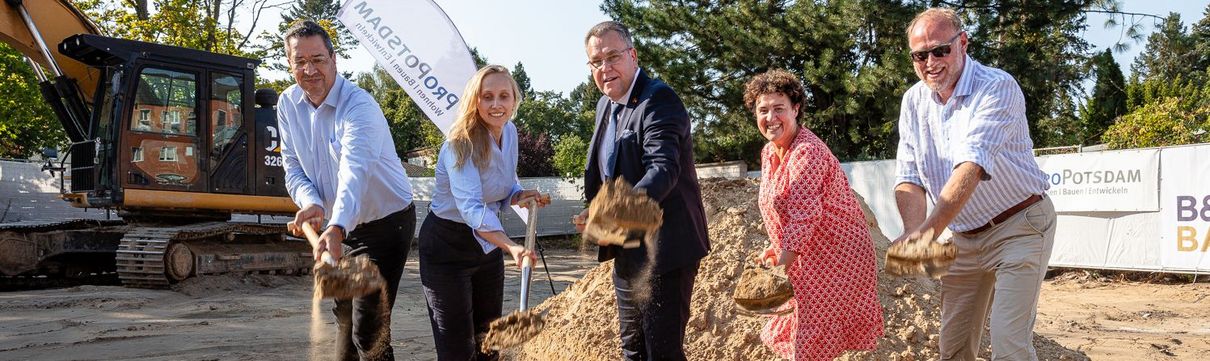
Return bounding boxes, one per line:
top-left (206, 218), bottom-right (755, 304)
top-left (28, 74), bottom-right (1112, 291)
top-left (584, 70), bottom-right (710, 276)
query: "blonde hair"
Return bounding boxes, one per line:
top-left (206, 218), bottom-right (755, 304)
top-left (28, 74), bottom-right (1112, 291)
top-left (906, 8), bottom-right (964, 37)
top-left (449, 65), bottom-right (522, 170)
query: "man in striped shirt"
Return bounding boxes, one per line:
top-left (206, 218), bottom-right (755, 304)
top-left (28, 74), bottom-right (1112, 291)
top-left (893, 8), bottom-right (1058, 361)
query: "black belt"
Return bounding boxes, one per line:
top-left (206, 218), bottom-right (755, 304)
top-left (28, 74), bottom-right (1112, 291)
top-left (958, 195), bottom-right (1042, 236)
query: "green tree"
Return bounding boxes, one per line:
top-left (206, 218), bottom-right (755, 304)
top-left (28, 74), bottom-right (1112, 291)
top-left (952, 1), bottom-right (1096, 147)
top-left (74, 0), bottom-right (275, 58)
top-left (567, 77), bottom-right (603, 139)
top-left (1131, 13), bottom-right (1198, 82)
top-left (356, 66), bottom-right (444, 157)
top-left (512, 62), bottom-right (534, 98)
top-left (603, 0), bottom-right (919, 165)
top-left (0, 44), bottom-right (64, 158)
top-left (1193, 4), bottom-right (1210, 72)
top-left (514, 91), bottom-right (590, 144)
top-left (1103, 98), bottom-right (1210, 149)
top-left (1097, 7), bottom-right (1210, 149)
top-left (553, 134), bottom-right (589, 178)
top-left (259, 0), bottom-right (357, 71)
top-left (1079, 49), bottom-right (1128, 144)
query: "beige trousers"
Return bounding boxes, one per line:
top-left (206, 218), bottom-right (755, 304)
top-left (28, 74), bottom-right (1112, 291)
top-left (940, 196), bottom-right (1056, 361)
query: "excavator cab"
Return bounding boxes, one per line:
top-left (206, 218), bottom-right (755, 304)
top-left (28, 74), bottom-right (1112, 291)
top-left (56, 34), bottom-right (293, 217)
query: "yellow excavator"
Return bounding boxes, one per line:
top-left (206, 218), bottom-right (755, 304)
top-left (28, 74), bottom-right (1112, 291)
top-left (0, 0), bottom-right (313, 288)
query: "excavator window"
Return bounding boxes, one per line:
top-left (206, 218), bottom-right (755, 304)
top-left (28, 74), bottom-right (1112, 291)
top-left (132, 68), bottom-right (197, 136)
top-left (125, 66), bottom-right (202, 189)
top-left (210, 72), bottom-right (243, 157)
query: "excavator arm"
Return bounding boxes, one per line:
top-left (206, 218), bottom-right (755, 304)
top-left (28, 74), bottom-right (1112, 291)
top-left (1, 0), bottom-right (101, 101)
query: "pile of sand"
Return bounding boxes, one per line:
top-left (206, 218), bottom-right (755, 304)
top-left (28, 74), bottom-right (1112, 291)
top-left (514, 179), bottom-right (1087, 360)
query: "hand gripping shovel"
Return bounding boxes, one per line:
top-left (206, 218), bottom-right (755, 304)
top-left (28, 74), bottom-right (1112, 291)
top-left (296, 222), bottom-right (384, 300)
top-left (482, 200), bottom-right (546, 352)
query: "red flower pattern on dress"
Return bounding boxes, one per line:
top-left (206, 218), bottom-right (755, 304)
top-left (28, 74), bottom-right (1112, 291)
top-left (757, 128), bottom-right (884, 360)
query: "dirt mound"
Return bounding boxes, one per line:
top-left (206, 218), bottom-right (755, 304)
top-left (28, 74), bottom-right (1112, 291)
top-left (513, 178), bottom-right (1088, 360)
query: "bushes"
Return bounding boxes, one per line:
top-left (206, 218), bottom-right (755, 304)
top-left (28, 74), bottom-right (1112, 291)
top-left (1102, 98), bottom-right (1210, 149)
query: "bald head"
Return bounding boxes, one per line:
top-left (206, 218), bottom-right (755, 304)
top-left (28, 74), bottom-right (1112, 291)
top-left (906, 8), bottom-right (963, 38)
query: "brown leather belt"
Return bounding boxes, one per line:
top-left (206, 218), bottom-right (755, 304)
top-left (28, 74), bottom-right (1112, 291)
top-left (958, 194), bottom-right (1043, 237)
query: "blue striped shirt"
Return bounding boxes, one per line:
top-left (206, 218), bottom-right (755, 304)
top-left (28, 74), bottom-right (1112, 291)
top-left (894, 55), bottom-right (1049, 232)
top-left (430, 121), bottom-right (524, 253)
top-left (278, 75), bottom-right (414, 234)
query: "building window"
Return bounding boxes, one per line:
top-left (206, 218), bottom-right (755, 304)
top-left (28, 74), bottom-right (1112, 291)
top-left (163, 110), bottom-right (181, 133)
top-left (137, 109), bottom-right (151, 130)
top-left (132, 147), bottom-right (143, 162)
top-left (159, 146), bottom-right (177, 162)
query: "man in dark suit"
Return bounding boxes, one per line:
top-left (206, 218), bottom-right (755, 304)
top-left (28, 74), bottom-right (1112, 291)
top-left (573, 20), bottom-right (710, 361)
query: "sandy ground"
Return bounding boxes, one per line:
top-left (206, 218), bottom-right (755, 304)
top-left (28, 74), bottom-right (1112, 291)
top-left (1033, 272), bottom-right (1210, 361)
top-left (1, 251), bottom-right (1207, 361)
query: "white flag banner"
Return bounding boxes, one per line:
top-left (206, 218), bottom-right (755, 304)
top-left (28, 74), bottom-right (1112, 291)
top-left (338, 0), bottom-right (534, 223)
top-left (337, 0), bottom-right (476, 136)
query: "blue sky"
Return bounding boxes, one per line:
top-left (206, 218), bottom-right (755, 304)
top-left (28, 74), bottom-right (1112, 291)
top-left (317, 1), bottom-right (1208, 95)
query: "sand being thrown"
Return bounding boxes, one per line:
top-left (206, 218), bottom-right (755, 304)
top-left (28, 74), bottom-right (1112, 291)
top-left (513, 178), bottom-right (1089, 360)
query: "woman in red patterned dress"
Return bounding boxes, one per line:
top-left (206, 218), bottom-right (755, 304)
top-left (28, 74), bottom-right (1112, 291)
top-left (745, 70), bottom-right (884, 360)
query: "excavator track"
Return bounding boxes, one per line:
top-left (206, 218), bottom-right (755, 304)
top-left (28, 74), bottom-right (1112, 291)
top-left (116, 222), bottom-right (313, 288)
top-left (114, 226), bottom-right (181, 288)
top-left (0, 219), bottom-right (126, 290)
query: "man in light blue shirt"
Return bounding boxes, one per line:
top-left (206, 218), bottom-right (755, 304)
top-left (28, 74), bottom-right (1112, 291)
top-left (893, 9), bottom-right (1056, 361)
top-left (277, 21), bottom-right (414, 361)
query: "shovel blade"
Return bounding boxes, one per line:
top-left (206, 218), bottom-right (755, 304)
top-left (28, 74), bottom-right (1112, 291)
top-left (481, 309), bottom-right (546, 351)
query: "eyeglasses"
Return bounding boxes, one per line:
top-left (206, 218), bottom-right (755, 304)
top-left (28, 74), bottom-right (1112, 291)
top-left (291, 55), bottom-right (330, 70)
top-left (587, 47), bottom-right (633, 70)
top-left (909, 32), bottom-right (963, 63)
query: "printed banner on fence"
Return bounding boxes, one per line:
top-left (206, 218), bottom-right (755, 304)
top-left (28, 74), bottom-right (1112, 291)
top-left (337, 0), bottom-right (476, 136)
top-left (1159, 146), bottom-right (1210, 272)
top-left (1034, 149), bottom-right (1159, 212)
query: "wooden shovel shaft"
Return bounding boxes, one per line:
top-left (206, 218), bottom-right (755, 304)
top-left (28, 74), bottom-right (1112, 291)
top-left (299, 221), bottom-right (335, 266)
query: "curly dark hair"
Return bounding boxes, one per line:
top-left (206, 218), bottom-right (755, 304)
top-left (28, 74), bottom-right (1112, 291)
top-left (742, 69), bottom-right (805, 117)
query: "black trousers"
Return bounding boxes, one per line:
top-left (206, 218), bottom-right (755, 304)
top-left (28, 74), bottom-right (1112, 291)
top-left (334, 204), bottom-right (416, 361)
top-left (614, 259), bottom-right (699, 361)
top-left (418, 212), bottom-right (504, 361)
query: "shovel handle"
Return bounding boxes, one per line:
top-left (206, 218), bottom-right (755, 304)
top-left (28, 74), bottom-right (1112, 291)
top-left (519, 200), bottom-right (538, 311)
top-left (298, 221), bottom-right (336, 266)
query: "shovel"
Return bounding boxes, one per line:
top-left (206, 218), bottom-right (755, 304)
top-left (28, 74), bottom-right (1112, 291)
top-left (885, 228), bottom-right (956, 278)
top-left (481, 200), bottom-right (547, 351)
top-left (581, 178), bottom-right (663, 249)
top-left (732, 256), bottom-right (795, 316)
top-left (295, 221), bottom-right (385, 300)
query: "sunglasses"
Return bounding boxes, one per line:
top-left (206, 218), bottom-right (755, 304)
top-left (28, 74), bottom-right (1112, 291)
top-left (909, 32), bottom-right (964, 63)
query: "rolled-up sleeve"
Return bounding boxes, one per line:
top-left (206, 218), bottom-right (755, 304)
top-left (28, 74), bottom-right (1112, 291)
top-left (278, 100), bottom-right (324, 210)
top-left (327, 101), bottom-right (387, 234)
top-left (442, 146), bottom-right (506, 235)
top-left (951, 78), bottom-right (1025, 179)
top-left (894, 94), bottom-right (923, 187)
